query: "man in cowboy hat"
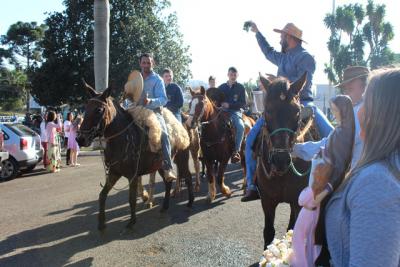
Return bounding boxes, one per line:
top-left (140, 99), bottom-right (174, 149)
top-left (242, 22), bottom-right (334, 202)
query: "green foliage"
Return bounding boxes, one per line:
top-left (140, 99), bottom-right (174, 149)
top-left (1, 21), bottom-right (45, 69)
top-left (0, 68), bottom-right (26, 111)
top-left (324, 0), bottom-right (395, 83)
top-left (30, 0), bottom-right (192, 107)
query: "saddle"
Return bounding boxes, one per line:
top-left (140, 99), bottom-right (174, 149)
top-left (126, 106), bottom-right (190, 153)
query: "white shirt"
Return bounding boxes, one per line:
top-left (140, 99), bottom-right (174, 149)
top-left (40, 121), bottom-right (48, 142)
top-left (64, 120), bottom-right (72, 139)
top-left (351, 102), bottom-right (363, 169)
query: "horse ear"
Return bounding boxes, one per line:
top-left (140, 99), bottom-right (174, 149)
top-left (189, 87), bottom-right (195, 96)
top-left (200, 86), bottom-right (206, 96)
top-left (289, 72), bottom-right (307, 96)
top-left (259, 72), bottom-right (272, 91)
top-left (82, 78), bottom-right (99, 98)
top-left (101, 86), bottom-right (113, 100)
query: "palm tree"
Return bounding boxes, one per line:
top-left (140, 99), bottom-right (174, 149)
top-left (94, 0), bottom-right (110, 92)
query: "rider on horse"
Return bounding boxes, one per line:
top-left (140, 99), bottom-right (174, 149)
top-left (242, 22), bottom-right (334, 201)
top-left (134, 53), bottom-right (176, 182)
top-left (162, 68), bottom-right (184, 123)
top-left (218, 67), bottom-right (247, 163)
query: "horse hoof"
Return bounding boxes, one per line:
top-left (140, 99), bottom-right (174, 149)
top-left (141, 192), bottom-right (149, 203)
top-left (98, 223), bottom-right (106, 232)
top-left (126, 220), bottom-right (136, 230)
top-left (145, 201), bottom-right (154, 209)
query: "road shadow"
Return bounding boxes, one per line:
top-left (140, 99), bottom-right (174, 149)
top-left (0, 163), bottom-right (244, 266)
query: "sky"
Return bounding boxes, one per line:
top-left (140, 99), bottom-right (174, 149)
top-left (1, 0), bottom-right (399, 85)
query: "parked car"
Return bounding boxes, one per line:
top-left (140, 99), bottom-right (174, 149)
top-left (0, 123), bottom-right (43, 180)
top-left (0, 130), bottom-right (9, 173)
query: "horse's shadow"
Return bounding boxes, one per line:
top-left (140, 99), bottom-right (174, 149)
top-left (0, 163), bottom-right (244, 266)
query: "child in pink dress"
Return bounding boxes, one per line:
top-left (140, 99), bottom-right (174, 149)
top-left (292, 95), bottom-right (355, 267)
top-left (68, 117), bottom-right (82, 166)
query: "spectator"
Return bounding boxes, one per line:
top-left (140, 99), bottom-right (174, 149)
top-left (45, 111), bottom-right (62, 173)
top-left (208, 75), bottom-right (216, 89)
top-left (325, 68), bottom-right (400, 266)
top-left (63, 112), bottom-right (74, 165)
top-left (40, 112), bottom-right (49, 168)
top-left (68, 116), bottom-right (82, 167)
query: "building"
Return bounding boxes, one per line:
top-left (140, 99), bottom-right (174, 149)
top-left (313, 84), bottom-right (337, 120)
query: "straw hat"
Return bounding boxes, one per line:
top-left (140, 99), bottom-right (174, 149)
top-left (124, 70), bottom-right (143, 103)
top-left (273, 23), bottom-right (306, 43)
top-left (335, 66), bottom-right (369, 88)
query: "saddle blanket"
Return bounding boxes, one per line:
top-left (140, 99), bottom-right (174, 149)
top-left (126, 106), bottom-right (190, 153)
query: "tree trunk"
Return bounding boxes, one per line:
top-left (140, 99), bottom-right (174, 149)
top-left (94, 0), bottom-right (110, 92)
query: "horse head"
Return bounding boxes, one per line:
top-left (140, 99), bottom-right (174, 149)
top-left (186, 86), bottom-right (208, 129)
top-left (76, 80), bottom-right (116, 147)
top-left (260, 72), bottom-right (307, 175)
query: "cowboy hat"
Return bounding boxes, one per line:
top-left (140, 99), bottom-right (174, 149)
top-left (273, 23), bottom-right (307, 43)
top-left (124, 70), bottom-right (143, 103)
top-left (335, 66), bottom-right (369, 88)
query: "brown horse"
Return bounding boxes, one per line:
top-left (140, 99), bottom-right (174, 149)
top-left (255, 73), bottom-right (317, 249)
top-left (186, 86), bottom-right (254, 202)
top-left (76, 83), bottom-right (194, 231)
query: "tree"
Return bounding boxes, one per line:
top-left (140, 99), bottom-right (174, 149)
top-left (1, 21), bottom-right (46, 110)
top-left (94, 0), bottom-right (110, 92)
top-left (0, 68), bottom-right (26, 111)
top-left (30, 0), bottom-right (191, 107)
top-left (324, 0), bottom-right (394, 83)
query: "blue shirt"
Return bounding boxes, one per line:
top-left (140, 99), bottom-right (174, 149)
top-left (256, 32), bottom-right (316, 100)
top-left (165, 83), bottom-right (184, 113)
top-left (218, 82), bottom-right (246, 111)
top-left (138, 71), bottom-right (167, 110)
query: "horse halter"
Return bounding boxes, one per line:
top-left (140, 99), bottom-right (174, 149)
top-left (79, 98), bottom-right (108, 141)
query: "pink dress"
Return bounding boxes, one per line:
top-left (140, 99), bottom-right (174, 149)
top-left (292, 188), bottom-right (321, 267)
top-left (67, 125), bottom-right (79, 151)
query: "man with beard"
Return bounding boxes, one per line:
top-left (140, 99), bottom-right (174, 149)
top-left (241, 22), bottom-right (333, 202)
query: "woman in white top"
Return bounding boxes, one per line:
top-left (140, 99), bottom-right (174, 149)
top-left (40, 112), bottom-right (48, 167)
top-left (63, 112), bottom-right (74, 165)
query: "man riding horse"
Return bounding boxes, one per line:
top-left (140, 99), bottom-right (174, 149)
top-left (242, 22), bottom-right (334, 201)
top-left (218, 67), bottom-right (247, 163)
top-left (126, 53), bottom-right (177, 182)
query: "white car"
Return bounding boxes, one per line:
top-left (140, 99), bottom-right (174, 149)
top-left (0, 123), bottom-right (43, 180)
top-left (0, 130), bottom-right (9, 172)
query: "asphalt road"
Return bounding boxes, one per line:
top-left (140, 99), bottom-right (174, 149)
top-left (0, 153), bottom-right (290, 267)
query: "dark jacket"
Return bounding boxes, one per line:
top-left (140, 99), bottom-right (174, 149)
top-left (165, 83), bottom-right (184, 113)
top-left (218, 82), bottom-right (246, 111)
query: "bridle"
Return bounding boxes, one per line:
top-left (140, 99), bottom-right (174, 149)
top-left (79, 98), bottom-right (134, 142)
top-left (258, 117), bottom-right (311, 178)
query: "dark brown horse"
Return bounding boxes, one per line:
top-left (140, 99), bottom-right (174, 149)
top-left (186, 86), bottom-right (254, 202)
top-left (76, 83), bottom-right (194, 231)
top-left (255, 73), bottom-right (316, 249)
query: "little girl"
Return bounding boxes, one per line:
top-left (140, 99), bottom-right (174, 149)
top-left (292, 95), bottom-right (355, 267)
top-left (68, 116), bottom-right (82, 167)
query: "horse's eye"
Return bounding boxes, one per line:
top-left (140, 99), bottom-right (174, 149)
top-left (96, 107), bottom-right (104, 113)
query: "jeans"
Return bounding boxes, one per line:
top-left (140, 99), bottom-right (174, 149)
top-left (155, 113), bottom-right (173, 170)
top-left (173, 112), bottom-right (182, 123)
top-left (226, 110), bottom-right (245, 152)
top-left (245, 117), bottom-right (264, 191)
top-left (302, 101), bottom-right (333, 139)
top-left (245, 101), bottom-right (333, 192)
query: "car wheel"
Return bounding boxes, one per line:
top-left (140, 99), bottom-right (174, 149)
top-left (0, 158), bottom-right (19, 180)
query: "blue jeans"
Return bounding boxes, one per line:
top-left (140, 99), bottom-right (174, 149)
top-left (156, 113), bottom-right (173, 170)
top-left (302, 101), bottom-right (333, 139)
top-left (226, 110), bottom-right (244, 152)
top-left (245, 101), bottom-right (333, 192)
top-left (173, 112), bottom-right (182, 123)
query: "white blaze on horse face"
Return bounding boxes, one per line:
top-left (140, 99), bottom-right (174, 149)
top-left (189, 98), bottom-right (199, 116)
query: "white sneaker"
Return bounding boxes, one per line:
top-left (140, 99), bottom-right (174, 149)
top-left (164, 169), bottom-right (177, 182)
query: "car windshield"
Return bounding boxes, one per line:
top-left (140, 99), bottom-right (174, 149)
top-left (5, 124), bottom-right (37, 137)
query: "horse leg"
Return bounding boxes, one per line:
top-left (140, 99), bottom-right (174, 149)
top-left (261, 196), bottom-right (278, 249)
top-left (159, 169), bottom-right (172, 212)
top-left (171, 173), bottom-right (181, 198)
top-left (98, 173), bottom-right (120, 232)
top-left (137, 175), bottom-right (149, 203)
top-left (145, 173), bottom-right (156, 208)
top-left (191, 148), bottom-right (201, 192)
top-left (177, 149), bottom-right (194, 207)
top-left (217, 160), bottom-right (231, 198)
top-left (205, 160), bottom-right (216, 203)
top-left (241, 157), bottom-right (247, 193)
top-left (288, 202), bottom-right (302, 231)
top-left (126, 177), bottom-right (139, 229)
